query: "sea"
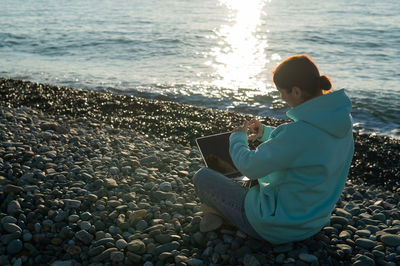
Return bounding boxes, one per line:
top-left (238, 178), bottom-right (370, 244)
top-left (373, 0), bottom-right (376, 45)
top-left (1, 0), bottom-right (399, 138)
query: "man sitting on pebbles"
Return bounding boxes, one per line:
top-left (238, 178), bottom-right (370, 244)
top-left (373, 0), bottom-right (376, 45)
top-left (193, 54), bottom-right (354, 244)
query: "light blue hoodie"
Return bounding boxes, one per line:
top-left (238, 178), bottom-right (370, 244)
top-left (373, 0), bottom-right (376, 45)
top-left (229, 89), bottom-right (354, 244)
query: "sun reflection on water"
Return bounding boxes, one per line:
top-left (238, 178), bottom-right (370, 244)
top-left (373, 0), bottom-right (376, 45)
top-left (206, 0), bottom-right (273, 94)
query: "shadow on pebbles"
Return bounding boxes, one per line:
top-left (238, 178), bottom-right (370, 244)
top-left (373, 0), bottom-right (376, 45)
top-left (0, 78), bottom-right (400, 265)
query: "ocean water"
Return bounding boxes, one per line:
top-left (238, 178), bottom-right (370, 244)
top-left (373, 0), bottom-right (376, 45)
top-left (1, 0), bottom-right (399, 138)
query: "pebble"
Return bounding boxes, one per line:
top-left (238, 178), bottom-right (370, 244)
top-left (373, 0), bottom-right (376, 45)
top-left (127, 239), bottom-right (146, 254)
top-left (116, 239), bottom-right (128, 250)
top-left (63, 199), bottom-right (81, 209)
top-left (7, 239), bottom-right (23, 254)
top-left (3, 223), bottom-right (22, 234)
top-left (68, 215), bottom-right (80, 223)
top-left (199, 213), bottom-right (223, 232)
top-left (51, 261), bottom-right (74, 266)
top-left (380, 234), bottom-right (400, 247)
top-left (355, 238), bottom-right (377, 249)
top-left (7, 200), bottom-right (22, 215)
top-left (159, 182), bottom-right (172, 192)
top-left (110, 251), bottom-right (124, 262)
top-left (75, 230), bottom-right (94, 245)
top-left (298, 253), bottom-right (318, 263)
top-left (243, 254), bottom-right (261, 266)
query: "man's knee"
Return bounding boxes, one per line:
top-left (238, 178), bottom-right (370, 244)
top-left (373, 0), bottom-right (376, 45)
top-left (193, 167), bottom-right (210, 187)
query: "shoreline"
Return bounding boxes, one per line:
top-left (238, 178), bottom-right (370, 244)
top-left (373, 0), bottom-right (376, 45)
top-left (1, 78), bottom-right (399, 190)
top-left (1, 78), bottom-right (400, 265)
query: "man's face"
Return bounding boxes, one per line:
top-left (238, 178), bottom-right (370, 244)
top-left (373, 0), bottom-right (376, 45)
top-left (277, 86), bottom-right (298, 108)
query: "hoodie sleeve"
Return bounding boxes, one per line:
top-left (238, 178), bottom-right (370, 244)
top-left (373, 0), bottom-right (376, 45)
top-left (258, 125), bottom-right (276, 142)
top-left (229, 124), bottom-right (306, 180)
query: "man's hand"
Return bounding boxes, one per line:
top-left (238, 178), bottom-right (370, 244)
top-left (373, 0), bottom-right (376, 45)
top-left (248, 118), bottom-right (264, 141)
top-left (232, 121), bottom-right (249, 134)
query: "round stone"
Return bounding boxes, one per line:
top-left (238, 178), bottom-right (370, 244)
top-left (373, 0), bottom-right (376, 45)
top-left (116, 239), bottom-right (128, 250)
top-left (381, 234), bottom-right (400, 247)
top-left (355, 238), bottom-right (376, 249)
top-left (330, 216), bottom-right (349, 225)
top-left (7, 239), bottom-right (23, 254)
top-left (135, 220), bottom-right (148, 231)
top-left (3, 223), bottom-right (22, 234)
top-left (200, 213), bottom-right (223, 233)
top-left (7, 200), bottom-right (22, 215)
top-left (68, 215), bottom-right (80, 223)
top-left (75, 230), bottom-right (94, 245)
top-left (1, 216), bottom-right (17, 224)
top-left (159, 182), bottom-right (172, 192)
top-left (127, 239), bottom-right (146, 254)
top-left (80, 221), bottom-right (92, 231)
top-left (110, 251), bottom-right (124, 262)
top-left (80, 212), bottom-right (92, 221)
top-left (299, 253), bottom-right (318, 263)
top-left (356, 229), bottom-right (371, 238)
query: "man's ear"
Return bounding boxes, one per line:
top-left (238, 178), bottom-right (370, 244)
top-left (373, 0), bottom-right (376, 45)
top-left (292, 86), bottom-right (302, 98)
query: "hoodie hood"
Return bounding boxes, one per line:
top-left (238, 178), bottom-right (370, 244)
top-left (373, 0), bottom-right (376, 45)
top-left (286, 89), bottom-right (352, 138)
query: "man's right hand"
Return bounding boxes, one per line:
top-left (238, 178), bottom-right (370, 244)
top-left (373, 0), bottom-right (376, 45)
top-left (248, 119), bottom-right (264, 141)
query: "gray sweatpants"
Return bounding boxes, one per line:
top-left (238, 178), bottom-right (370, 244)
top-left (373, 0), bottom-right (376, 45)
top-left (193, 167), bottom-right (262, 240)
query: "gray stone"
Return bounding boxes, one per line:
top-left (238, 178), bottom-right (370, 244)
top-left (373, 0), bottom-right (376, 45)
top-left (273, 243), bottom-right (294, 253)
top-left (335, 208), bottom-right (352, 218)
top-left (152, 191), bottom-right (176, 201)
top-left (355, 238), bottom-right (376, 249)
top-left (299, 253), bottom-right (318, 263)
top-left (187, 258), bottom-right (204, 266)
top-left (116, 239), bottom-right (127, 250)
top-left (7, 200), bottom-right (21, 215)
top-left (380, 234), bottom-right (400, 247)
top-left (3, 223), bottom-right (22, 234)
top-left (92, 247), bottom-right (118, 262)
top-left (63, 199), bottom-right (81, 209)
top-left (75, 230), bottom-right (94, 245)
top-left (23, 232), bottom-right (32, 241)
top-left (199, 213), bottom-right (223, 233)
top-left (68, 215), bottom-right (80, 223)
top-left (1, 216), bottom-right (17, 224)
top-left (109, 167), bottom-right (120, 175)
top-left (88, 245), bottom-right (106, 257)
top-left (159, 182), bottom-right (172, 192)
top-left (356, 229), bottom-right (371, 238)
top-left (7, 239), bottom-right (23, 254)
top-left (330, 215), bottom-right (349, 225)
top-left (80, 221), bottom-right (91, 231)
top-left (155, 233), bottom-right (172, 244)
top-left (243, 254), bottom-right (261, 266)
top-left (352, 255), bottom-right (375, 266)
top-left (110, 251), bottom-right (124, 262)
top-left (152, 241), bottom-right (180, 256)
top-left (127, 239), bottom-right (146, 254)
top-left (80, 212), bottom-right (92, 221)
top-left (104, 178), bottom-right (118, 188)
top-left (51, 261), bottom-right (74, 266)
top-left (275, 253), bottom-right (285, 264)
top-left (159, 252), bottom-right (173, 261)
top-left (135, 220), bottom-right (148, 231)
top-left (336, 244), bottom-right (352, 254)
top-left (54, 211), bottom-right (68, 222)
top-left (42, 219), bottom-right (54, 227)
top-left (1, 232), bottom-right (21, 244)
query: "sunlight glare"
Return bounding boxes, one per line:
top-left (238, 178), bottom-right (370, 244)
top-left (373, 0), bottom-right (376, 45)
top-left (208, 0), bottom-right (269, 92)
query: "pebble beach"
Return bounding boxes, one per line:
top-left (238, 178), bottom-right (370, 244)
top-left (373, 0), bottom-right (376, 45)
top-left (1, 78), bottom-right (400, 266)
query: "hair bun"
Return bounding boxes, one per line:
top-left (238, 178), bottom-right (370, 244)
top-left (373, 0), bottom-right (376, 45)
top-left (319, 75), bottom-right (332, 91)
